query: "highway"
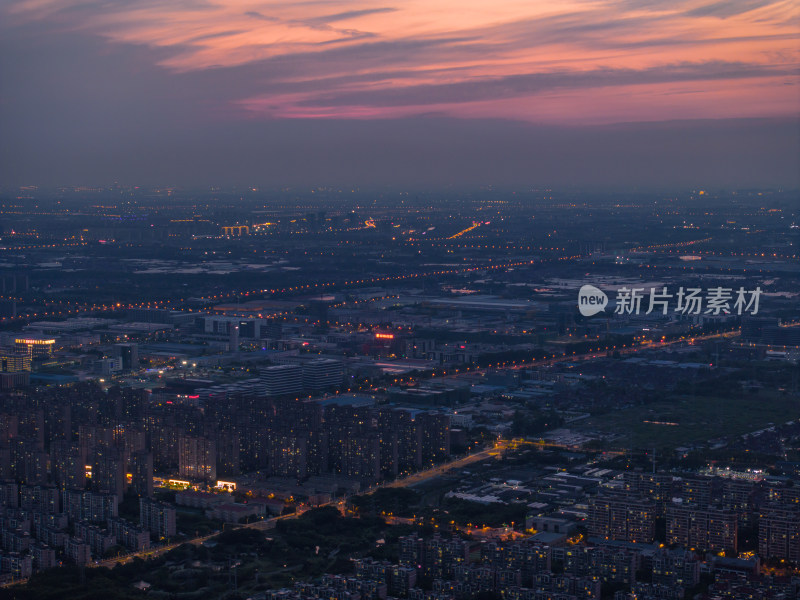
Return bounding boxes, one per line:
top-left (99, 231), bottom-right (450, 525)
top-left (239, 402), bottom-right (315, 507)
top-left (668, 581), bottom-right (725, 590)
top-left (93, 532), bottom-right (217, 569)
top-left (380, 441), bottom-right (507, 489)
top-left (434, 327), bottom-right (741, 377)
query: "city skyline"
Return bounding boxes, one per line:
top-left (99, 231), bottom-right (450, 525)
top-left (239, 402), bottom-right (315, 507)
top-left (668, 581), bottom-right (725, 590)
top-left (0, 184), bottom-right (797, 595)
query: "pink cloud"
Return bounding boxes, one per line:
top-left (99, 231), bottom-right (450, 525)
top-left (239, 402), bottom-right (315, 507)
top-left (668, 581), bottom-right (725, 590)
top-left (5, 0), bottom-right (799, 123)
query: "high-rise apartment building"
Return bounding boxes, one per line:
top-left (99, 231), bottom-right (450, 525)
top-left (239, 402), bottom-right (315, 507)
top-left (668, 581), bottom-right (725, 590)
top-left (667, 504), bottom-right (738, 552)
top-left (588, 493), bottom-right (656, 543)
top-left (759, 505), bottom-right (800, 560)
top-left (178, 435), bottom-right (216, 482)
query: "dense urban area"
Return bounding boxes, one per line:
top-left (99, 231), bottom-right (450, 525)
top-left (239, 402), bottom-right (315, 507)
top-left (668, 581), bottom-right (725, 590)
top-left (0, 185), bottom-right (797, 600)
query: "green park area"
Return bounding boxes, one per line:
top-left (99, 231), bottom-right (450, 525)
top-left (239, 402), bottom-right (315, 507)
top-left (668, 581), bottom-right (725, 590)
top-left (579, 391), bottom-right (799, 450)
top-left (1, 507), bottom-right (411, 600)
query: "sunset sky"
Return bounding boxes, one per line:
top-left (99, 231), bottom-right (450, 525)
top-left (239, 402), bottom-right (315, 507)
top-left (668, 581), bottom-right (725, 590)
top-left (1, 0), bottom-right (798, 188)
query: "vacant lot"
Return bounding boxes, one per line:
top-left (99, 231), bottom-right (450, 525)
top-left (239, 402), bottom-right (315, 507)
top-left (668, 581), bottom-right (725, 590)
top-left (578, 392), bottom-right (799, 449)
